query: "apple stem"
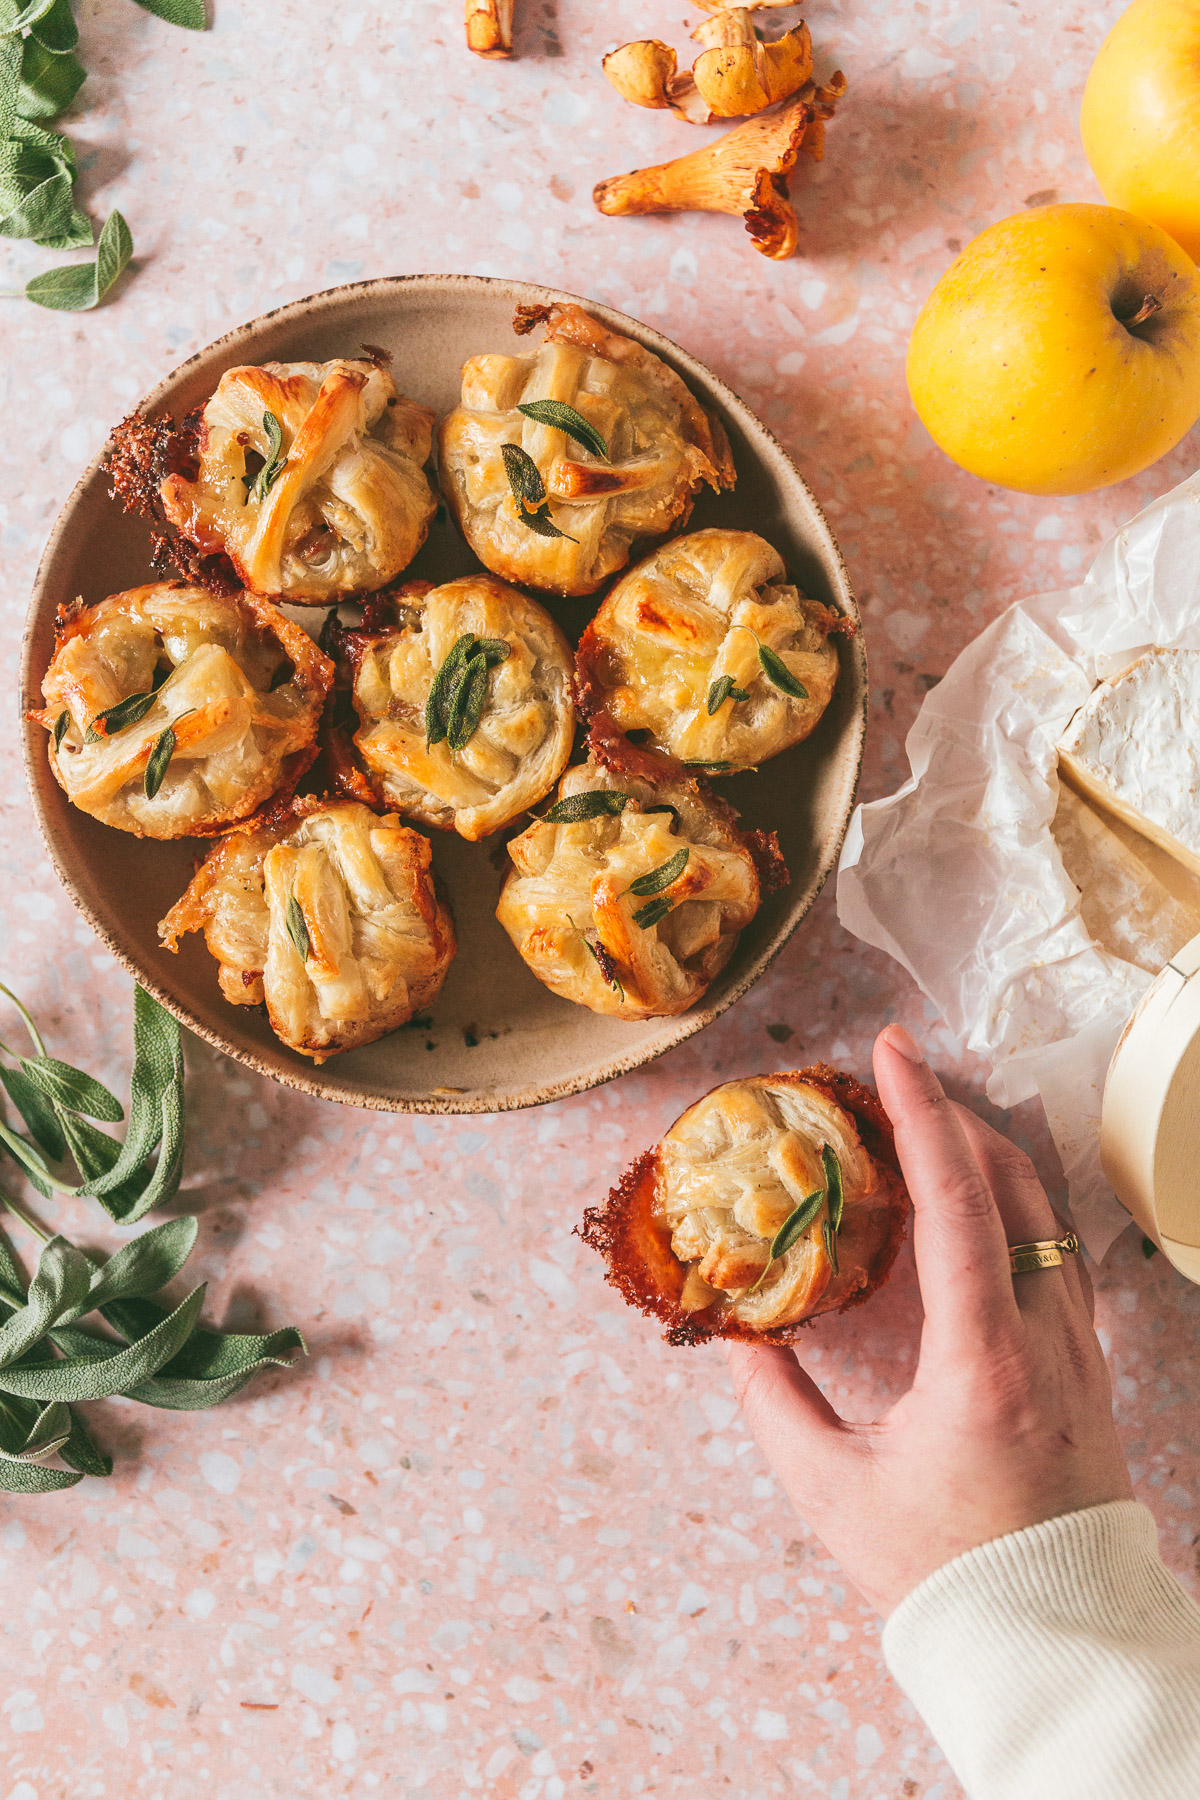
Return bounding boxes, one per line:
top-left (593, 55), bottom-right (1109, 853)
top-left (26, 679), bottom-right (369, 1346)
top-left (1118, 293), bottom-right (1162, 329)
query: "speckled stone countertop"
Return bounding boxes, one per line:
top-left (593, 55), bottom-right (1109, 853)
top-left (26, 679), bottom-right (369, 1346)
top-left (1, 2), bottom-right (1198, 1796)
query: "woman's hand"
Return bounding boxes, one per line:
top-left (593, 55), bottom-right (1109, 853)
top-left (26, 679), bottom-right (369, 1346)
top-left (727, 1025), bottom-right (1133, 1616)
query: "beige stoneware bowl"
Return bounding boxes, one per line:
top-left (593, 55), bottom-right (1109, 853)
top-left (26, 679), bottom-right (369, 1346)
top-left (20, 275), bottom-right (866, 1114)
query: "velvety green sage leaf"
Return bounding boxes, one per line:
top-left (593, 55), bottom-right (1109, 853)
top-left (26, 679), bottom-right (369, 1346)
top-left (501, 440), bottom-right (546, 508)
top-left (84, 685), bottom-right (155, 742)
top-left (425, 633), bottom-right (477, 747)
top-left (51, 708), bottom-right (68, 751)
top-left (518, 504), bottom-right (577, 543)
top-left (4, 1283), bottom-right (205, 1400)
top-left (0, 1061), bottom-right (66, 1160)
top-left (0, 1399), bottom-right (70, 1463)
top-left (706, 674), bottom-right (750, 715)
top-left (109, 1069), bottom-right (183, 1222)
top-left (18, 37), bottom-right (85, 120)
top-left (516, 399), bottom-right (608, 461)
top-left (823, 1217), bottom-right (839, 1274)
top-left (66, 1217), bottom-right (198, 1320)
top-left (143, 723), bottom-right (176, 799)
top-left (29, 0), bottom-right (76, 52)
top-left (758, 643), bottom-right (808, 700)
top-left (747, 1187), bottom-right (826, 1292)
top-left (284, 894), bottom-right (310, 964)
top-left (544, 790), bottom-right (628, 825)
top-left (111, 1307), bottom-right (306, 1411)
top-left (0, 1455), bottom-right (80, 1491)
top-left (251, 409), bottom-right (285, 501)
top-left (83, 986), bottom-right (177, 1197)
top-left (21, 1054), bottom-right (123, 1123)
top-left (0, 33), bottom-right (19, 145)
top-left (0, 0), bottom-right (57, 39)
top-left (631, 895), bottom-right (672, 930)
top-left (477, 637), bottom-right (511, 667)
top-left (821, 1144), bottom-right (844, 1234)
top-left (0, 1115), bottom-right (54, 1193)
top-left (132, 0), bottom-right (207, 27)
top-left (0, 1236), bottom-right (91, 1369)
top-left (26, 207), bottom-right (132, 309)
top-left (628, 847), bottom-right (689, 898)
top-left (58, 1405), bottom-right (112, 1477)
top-left (445, 651), bottom-right (488, 752)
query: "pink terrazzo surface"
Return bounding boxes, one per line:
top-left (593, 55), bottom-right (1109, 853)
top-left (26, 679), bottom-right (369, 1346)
top-left (2, 1), bottom-right (1199, 1795)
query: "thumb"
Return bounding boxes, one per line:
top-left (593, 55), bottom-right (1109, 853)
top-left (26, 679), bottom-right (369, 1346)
top-left (726, 1341), bottom-right (857, 1506)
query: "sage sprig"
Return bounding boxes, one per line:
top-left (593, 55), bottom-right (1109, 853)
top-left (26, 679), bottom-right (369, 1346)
top-left (707, 674), bottom-right (750, 716)
top-left (22, 206), bottom-right (131, 312)
top-left (758, 642), bottom-right (808, 700)
top-left (516, 399), bottom-right (608, 462)
top-left (250, 410), bottom-right (285, 503)
top-left (628, 847), bottom-right (689, 897)
top-left (425, 632), bottom-right (510, 750)
top-left (747, 1188), bottom-right (826, 1294)
top-left (51, 709), bottom-right (68, 750)
top-left (143, 709), bottom-right (193, 800)
top-left (746, 1146), bottom-right (845, 1296)
top-left (544, 789), bottom-right (628, 825)
top-left (84, 686), bottom-right (157, 742)
top-left (500, 442), bottom-right (577, 544)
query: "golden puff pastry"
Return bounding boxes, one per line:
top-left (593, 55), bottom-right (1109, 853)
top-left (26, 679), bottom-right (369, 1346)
top-left (32, 582), bottom-right (332, 840)
top-left (496, 733), bottom-right (780, 1020)
top-left (437, 303), bottom-right (735, 598)
top-left (159, 798), bottom-right (456, 1062)
top-left (333, 574), bottom-right (576, 841)
top-left (576, 529), bottom-right (843, 772)
top-left (146, 356), bottom-right (436, 603)
top-left (580, 1066), bottom-right (909, 1344)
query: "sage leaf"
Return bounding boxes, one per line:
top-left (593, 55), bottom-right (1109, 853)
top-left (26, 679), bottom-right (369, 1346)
top-left (143, 722), bottom-right (176, 799)
top-left (823, 1217), bottom-right (839, 1275)
top-left (0, 0), bottom-right (56, 38)
top-left (251, 409), bottom-right (285, 502)
top-left (58, 1405), bottom-right (112, 1477)
top-left (285, 894), bottom-right (310, 964)
top-left (82, 987), bottom-right (180, 1203)
top-left (628, 846), bottom-right (689, 897)
top-left (519, 505), bottom-right (577, 543)
top-left (445, 651), bottom-right (488, 752)
top-left (24, 208), bottom-right (132, 310)
top-left (758, 643), bottom-right (808, 700)
top-left (133, 0), bottom-right (208, 26)
top-left (821, 1144), bottom-right (844, 1234)
top-left (516, 399), bottom-right (608, 461)
top-left (0, 1116), bottom-right (53, 1195)
top-left (29, 0), bottom-right (75, 51)
top-left (0, 1062), bottom-right (66, 1161)
top-left (747, 1187), bottom-right (825, 1292)
top-left (425, 634), bottom-right (477, 746)
top-left (18, 37), bottom-right (85, 120)
top-left (51, 709), bottom-right (68, 751)
top-left (501, 440), bottom-right (546, 508)
top-left (103, 1301), bottom-right (305, 1411)
top-left (67, 1217), bottom-right (198, 1319)
top-left (632, 896), bottom-right (672, 930)
top-left (21, 1054), bottom-right (123, 1123)
top-left (0, 1238), bottom-right (91, 1368)
top-left (545, 790), bottom-right (628, 825)
top-left (84, 682), bottom-right (155, 742)
top-left (683, 759), bottom-right (733, 770)
top-left (0, 1398), bottom-right (70, 1464)
top-left (706, 675), bottom-right (751, 716)
top-left (0, 1457), bottom-right (80, 1492)
top-left (110, 1066), bottom-right (183, 1223)
top-left (476, 637), bottom-right (512, 667)
top-left (3, 1283), bottom-right (206, 1401)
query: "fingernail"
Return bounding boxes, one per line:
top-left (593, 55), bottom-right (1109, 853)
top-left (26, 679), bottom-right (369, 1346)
top-left (881, 1024), bottom-right (924, 1064)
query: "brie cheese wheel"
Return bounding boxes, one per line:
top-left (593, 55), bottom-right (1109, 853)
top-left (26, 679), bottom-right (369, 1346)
top-left (159, 798), bottom-right (456, 1062)
top-left (576, 529), bottom-right (841, 772)
top-left (157, 358), bottom-right (437, 604)
top-left (1058, 649), bottom-right (1200, 878)
top-left (579, 1067), bottom-right (910, 1342)
top-left (34, 582), bottom-right (333, 839)
top-left (1052, 785), bottom-right (1200, 975)
top-left (438, 303), bottom-right (735, 598)
top-left (495, 751), bottom-right (764, 1020)
top-left (338, 574), bottom-right (576, 841)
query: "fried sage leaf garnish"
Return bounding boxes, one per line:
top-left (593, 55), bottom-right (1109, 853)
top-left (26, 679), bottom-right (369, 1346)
top-left (84, 688), bottom-right (156, 742)
top-left (500, 441), bottom-right (578, 543)
top-left (628, 847), bottom-right (689, 898)
top-left (516, 399), bottom-right (608, 461)
top-left (284, 894), bottom-right (310, 964)
top-left (758, 642), bottom-right (809, 700)
top-left (426, 633), bottom-right (511, 749)
top-left (250, 410), bottom-right (286, 502)
top-left (631, 896), bottom-right (673, 930)
top-left (747, 1187), bottom-right (826, 1293)
top-left (706, 674), bottom-right (751, 716)
top-left (544, 790), bottom-right (628, 825)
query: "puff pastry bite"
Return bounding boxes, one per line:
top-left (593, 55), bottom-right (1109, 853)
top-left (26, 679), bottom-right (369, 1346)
top-left (437, 303), bottom-right (735, 598)
top-left (333, 575), bottom-right (576, 841)
top-left (159, 797), bottom-right (456, 1062)
top-left (116, 356), bottom-right (437, 604)
top-left (577, 529), bottom-right (842, 772)
top-left (32, 582), bottom-right (332, 840)
top-left (496, 732), bottom-right (782, 1019)
top-left (580, 1067), bottom-right (909, 1343)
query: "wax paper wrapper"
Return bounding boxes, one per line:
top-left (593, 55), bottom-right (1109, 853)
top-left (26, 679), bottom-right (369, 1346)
top-left (837, 470), bottom-right (1200, 1259)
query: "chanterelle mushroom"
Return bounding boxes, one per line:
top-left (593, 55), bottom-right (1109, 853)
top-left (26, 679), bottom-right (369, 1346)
top-left (602, 6), bottom-right (814, 124)
top-left (593, 74), bottom-right (845, 261)
top-left (466, 0), bottom-right (512, 58)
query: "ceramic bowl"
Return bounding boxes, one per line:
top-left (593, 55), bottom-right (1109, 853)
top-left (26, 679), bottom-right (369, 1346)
top-left (20, 275), bottom-right (866, 1114)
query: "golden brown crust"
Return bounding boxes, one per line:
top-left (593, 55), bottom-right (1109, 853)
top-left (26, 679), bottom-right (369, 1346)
top-left (577, 1066), bottom-right (909, 1345)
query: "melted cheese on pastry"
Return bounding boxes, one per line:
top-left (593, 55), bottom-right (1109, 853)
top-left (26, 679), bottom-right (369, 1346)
top-left (1058, 649), bottom-right (1200, 878)
top-left (35, 583), bottom-right (332, 839)
top-left (159, 358), bottom-right (436, 603)
top-left (577, 529), bottom-right (840, 770)
top-left (437, 304), bottom-right (734, 598)
top-left (343, 575), bottom-right (575, 841)
top-left (659, 1077), bottom-right (881, 1331)
top-left (159, 799), bottom-right (455, 1062)
top-left (496, 757), bottom-right (760, 1020)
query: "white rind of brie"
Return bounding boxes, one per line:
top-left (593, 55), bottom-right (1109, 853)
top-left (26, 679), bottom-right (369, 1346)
top-left (1058, 649), bottom-right (1200, 880)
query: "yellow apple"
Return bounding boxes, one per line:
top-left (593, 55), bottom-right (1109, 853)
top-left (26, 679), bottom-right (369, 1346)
top-left (905, 203), bottom-right (1200, 495)
top-left (1082, 0), bottom-right (1200, 263)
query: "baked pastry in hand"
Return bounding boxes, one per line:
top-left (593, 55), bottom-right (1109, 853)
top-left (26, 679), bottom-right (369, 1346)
top-left (332, 574), bottom-right (576, 841)
top-left (576, 529), bottom-right (842, 772)
top-left (580, 1066), bottom-right (909, 1343)
top-left (437, 303), bottom-right (735, 598)
top-left (159, 797), bottom-right (455, 1062)
top-left (32, 582), bottom-right (332, 839)
top-left (496, 731), bottom-right (782, 1019)
top-left (118, 356), bottom-right (436, 604)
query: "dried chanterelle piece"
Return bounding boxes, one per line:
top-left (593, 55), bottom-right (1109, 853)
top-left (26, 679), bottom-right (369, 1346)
top-left (594, 73), bottom-right (846, 260)
top-left (465, 0), bottom-right (512, 58)
top-left (578, 1067), bottom-right (910, 1344)
top-left (603, 7), bottom-right (815, 125)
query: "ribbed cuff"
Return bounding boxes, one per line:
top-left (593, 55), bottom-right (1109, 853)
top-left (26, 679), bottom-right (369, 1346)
top-left (882, 1501), bottom-right (1200, 1800)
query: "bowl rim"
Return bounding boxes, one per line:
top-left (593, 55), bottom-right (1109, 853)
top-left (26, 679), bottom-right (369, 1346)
top-left (20, 271), bottom-right (867, 1115)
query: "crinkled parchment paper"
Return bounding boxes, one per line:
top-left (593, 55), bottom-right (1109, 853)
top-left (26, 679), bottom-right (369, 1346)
top-left (837, 470), bottom-right (1200, 1258)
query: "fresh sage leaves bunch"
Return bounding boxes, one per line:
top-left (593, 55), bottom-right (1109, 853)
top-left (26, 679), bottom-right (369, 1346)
top-left (425, 631), bottom-right (511, 751)
top-left (0, 980), bottom-right (304, 1494)
top-left (0, 0), bottom-right (205, 311)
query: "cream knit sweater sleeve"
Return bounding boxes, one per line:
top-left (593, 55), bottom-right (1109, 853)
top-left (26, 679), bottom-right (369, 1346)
top-left (882, 1501), bottom-right (1200, 1800)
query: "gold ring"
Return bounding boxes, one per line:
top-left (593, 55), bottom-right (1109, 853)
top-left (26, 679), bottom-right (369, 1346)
top-left (1008, 1232), bottom-right (1080, 1274)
